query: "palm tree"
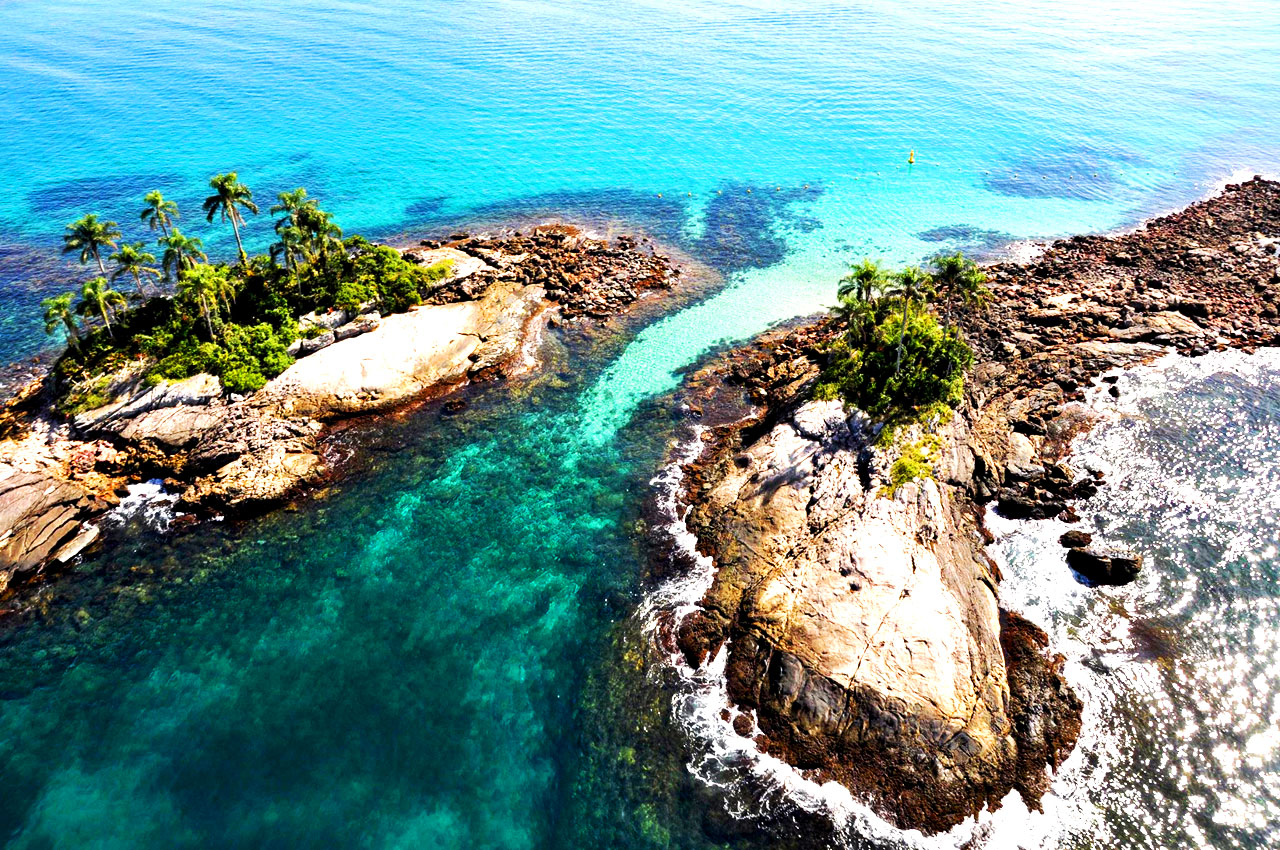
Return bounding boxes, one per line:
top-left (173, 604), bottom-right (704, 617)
top-left (41, 293), bottom-right (81, 351)
top-left (930, 252), bottom-right (987, 328)
top-left (295, 202), bottom-right (343, 262)
top-left (178, 264), bottom-right (225, 338)
top-left (203, 172), bottom-right (259, 265)
top-left (76, 276), bottom-right (127, 338)
top-left (835, 259), bottom-right (889, 345)
top-left (110, 241), bottom-right (161, 299)
top-left (140, 190), bottom-right (180, 237)
top-left (270, 187), bottom-right (310, 233)
top-left (159, 228), bottom-right (207, 279)
top-left (885, 266), bottom-right (932, 373)
top-left (210, 264), bottom-right (238, 311)
top-left (837, 258), bottom-right (889, 305)
top-left (270, 224), bottom-right (310, 281)
top-left (62, 214), bottom-right (122, 276)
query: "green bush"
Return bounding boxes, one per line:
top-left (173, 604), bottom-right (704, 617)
top-left (216, 323), bottom-right (295, 394)
top-left (887, 436), bottom-right (942, 489)
top-left (814, 309), bottom-right (972, 426)
top-left (151, 340), bottom-right (221, 382)
top-left (316, 237), bottom-right (451, 315)
top-left (333, 277), bottom-right (376, 313)
top-left (57, 374), bottom-right (114, 416)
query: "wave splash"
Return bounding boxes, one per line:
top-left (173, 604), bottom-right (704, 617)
top-left (99, 479), bottom-right (181, 535)
top-left (991, 347), bottom-right (1280, 849)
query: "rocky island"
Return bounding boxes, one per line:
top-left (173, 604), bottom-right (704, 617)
top-left (658, 176), bottom-right (1280, 832)
top-left (0, 174), bottom-right (689, 597)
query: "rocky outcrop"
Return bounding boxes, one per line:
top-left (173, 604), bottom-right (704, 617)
top-left (676, 398), bottom-right (1079, 831)
top-left (663, 176), bottom-right (1280, 832)
top-left (954, 177), bottom-right (1280, 523)
top-left (1064, 546), bottom-right (1143, 586)
top-left (74, 373), bottom-right (224, 449)
top-left (0, 224), bottom-right (687, 590)
top-left (0, 464), bottom-right (108, 590)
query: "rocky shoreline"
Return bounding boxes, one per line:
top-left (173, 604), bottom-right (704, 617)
top-left (0, 224), bottom-right (696, 598)
top-left (653, 176), bottom-right (1280, 832)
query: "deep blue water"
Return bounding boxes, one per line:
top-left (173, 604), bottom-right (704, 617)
top-left (1, 1), bottom-right (1279, 847)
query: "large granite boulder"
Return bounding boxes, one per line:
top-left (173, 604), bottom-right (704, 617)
top-left (265, 280), bottom-right (546, 417)
top-left (684, 401), bottom-right (1080, 832)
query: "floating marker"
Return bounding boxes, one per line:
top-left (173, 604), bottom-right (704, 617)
top-left (908, 150), bottom-right (915, 164)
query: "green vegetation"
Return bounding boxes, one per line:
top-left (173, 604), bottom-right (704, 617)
top-left (140, 190), bottom-right (179, 236)
top-left (76, 277), bottom-right (127, 339)
top-left (815, 252), bottom-right (987, 429)
top-left (109, 241), bottom-right (161, 299)
top-left (41, 173), bottom-right (451, 413)
top-left (62, 213), bottom-right (121, 276)
top-left (888, 434), bottom-right (943, 489)
top-left (203, 172), bottom-right (259, 266)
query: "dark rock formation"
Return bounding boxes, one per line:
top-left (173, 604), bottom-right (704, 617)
top-left (1066, 546), bottom-right (1143, 586)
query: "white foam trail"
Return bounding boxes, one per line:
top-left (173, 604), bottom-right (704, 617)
top-left (640, 425), bottom-right (1092, 848)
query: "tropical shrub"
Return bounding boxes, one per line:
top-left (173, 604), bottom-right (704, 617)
top-left (41, 177), bottom-right (455, 410)
top-left (814, 308), bottom-right (972, 425)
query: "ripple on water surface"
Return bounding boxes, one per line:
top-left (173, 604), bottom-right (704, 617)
top-left (991, 348), bottom-right (1280, 849)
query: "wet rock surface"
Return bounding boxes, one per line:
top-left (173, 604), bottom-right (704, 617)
top-left (658, 176), bottom-right (1280, 832)
top-left (1065, 546), bottom-right (1144, 586)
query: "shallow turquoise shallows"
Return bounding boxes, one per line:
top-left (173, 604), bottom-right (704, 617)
top-left (1, 1), bottom-right (1280, 847)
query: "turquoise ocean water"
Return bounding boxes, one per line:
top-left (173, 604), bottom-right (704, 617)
top-left (1, 1), bottom-right (1279, 846)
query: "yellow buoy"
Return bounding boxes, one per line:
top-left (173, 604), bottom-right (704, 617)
top-left (908, 150), bottom-right (915, 164)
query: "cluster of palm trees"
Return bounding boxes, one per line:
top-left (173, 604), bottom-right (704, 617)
top-left (832, 251), bottom-right (988, 372)
top-left (41, 172), bottom-right (343, 351)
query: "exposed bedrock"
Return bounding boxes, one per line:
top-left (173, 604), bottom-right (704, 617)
top-left (680, 401), bottom-right (1079, 831)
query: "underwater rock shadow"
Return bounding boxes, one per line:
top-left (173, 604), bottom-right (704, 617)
top-left (916, 224), bottom-right (1018, 262)
top-left (983, 143), bottom-right (1153, 202)
top-left (396, 181), bottom-right (825, 276)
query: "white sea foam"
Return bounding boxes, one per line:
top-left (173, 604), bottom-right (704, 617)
top-left (99, 479), bottom-right (180, 534)
top-left (993, 346), bottom-right (1280, 847)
